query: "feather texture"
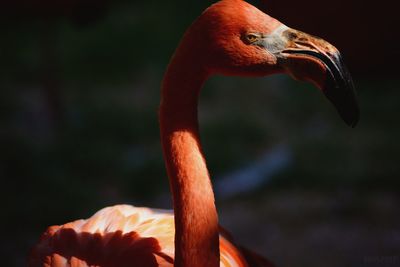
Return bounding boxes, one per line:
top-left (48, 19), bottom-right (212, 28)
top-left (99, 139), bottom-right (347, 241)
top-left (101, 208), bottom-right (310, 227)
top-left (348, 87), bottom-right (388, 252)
top-left (29, 205), bottom-right (257, 267)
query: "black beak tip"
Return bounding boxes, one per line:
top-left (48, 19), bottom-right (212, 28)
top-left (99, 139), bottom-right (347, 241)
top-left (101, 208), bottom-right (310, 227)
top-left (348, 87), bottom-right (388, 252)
top-left (281, 45), bottom-right (360, 128)
top-left (324, 75), bottom-right (360, 128)
top-left (343, 105), bottom-right (360, 128)
top-left (325, 88), bottom-right (360, 128)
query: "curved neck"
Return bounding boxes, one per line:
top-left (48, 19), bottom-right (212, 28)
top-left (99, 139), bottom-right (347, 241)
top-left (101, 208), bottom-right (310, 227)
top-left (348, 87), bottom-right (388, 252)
top-left (160, 57), bottom-right (219, 267)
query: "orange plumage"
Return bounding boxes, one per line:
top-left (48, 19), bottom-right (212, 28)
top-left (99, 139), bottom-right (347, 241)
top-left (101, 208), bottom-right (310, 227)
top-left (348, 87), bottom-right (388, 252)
top-left (29, 0), bottom-right (358, 266)
top-left (29, 205), bottom-right (259, 267)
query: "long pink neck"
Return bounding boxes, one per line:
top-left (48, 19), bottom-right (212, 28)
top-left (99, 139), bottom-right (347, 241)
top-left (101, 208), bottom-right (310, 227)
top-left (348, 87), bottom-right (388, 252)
top-left (160, 53), bottom-right (219, 267)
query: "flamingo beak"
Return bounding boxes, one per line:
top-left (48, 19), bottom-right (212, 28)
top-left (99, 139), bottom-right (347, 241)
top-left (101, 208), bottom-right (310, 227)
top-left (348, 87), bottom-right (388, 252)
top-left (269, 27), bottom-right (360, 127)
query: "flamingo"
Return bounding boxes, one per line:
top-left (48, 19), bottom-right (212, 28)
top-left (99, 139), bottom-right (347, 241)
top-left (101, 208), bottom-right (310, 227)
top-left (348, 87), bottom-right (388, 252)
top-left (29, 0), bottom-right (359, 266)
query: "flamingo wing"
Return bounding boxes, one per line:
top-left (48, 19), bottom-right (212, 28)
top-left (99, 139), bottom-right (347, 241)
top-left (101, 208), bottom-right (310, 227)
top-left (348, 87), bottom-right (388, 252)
top-left (29, 205), bottom-right (262, 267)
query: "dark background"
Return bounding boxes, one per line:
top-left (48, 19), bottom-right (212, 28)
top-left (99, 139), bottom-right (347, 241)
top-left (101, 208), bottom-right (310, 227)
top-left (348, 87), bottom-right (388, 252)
top-left (1, 0), bottom-right (399, 266)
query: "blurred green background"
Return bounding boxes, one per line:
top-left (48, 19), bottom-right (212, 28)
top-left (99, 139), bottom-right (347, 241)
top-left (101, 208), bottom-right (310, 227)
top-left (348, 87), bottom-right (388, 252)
top-left (1, 0), bottom-right (399, 266)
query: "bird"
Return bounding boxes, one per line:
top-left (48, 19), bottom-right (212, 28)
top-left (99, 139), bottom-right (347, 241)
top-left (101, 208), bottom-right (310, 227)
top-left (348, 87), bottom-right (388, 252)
top-left (29, 0), bottom-right (359, 266)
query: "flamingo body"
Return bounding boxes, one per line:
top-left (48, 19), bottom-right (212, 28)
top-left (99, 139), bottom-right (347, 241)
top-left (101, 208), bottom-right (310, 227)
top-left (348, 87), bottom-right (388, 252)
top-left (29, 205), bottom-right (255, 267)
top-left (29, 0), bottom-right (358, 266)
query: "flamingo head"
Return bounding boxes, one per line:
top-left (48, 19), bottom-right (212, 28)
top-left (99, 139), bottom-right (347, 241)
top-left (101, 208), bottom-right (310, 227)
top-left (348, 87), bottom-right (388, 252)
top-left (183, 0), bottom-right (359, 127)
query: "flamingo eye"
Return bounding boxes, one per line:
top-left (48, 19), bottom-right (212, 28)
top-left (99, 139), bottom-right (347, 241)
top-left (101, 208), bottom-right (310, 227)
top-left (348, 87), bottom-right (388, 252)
top-left (245, 33), bottom-right (259, 43)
